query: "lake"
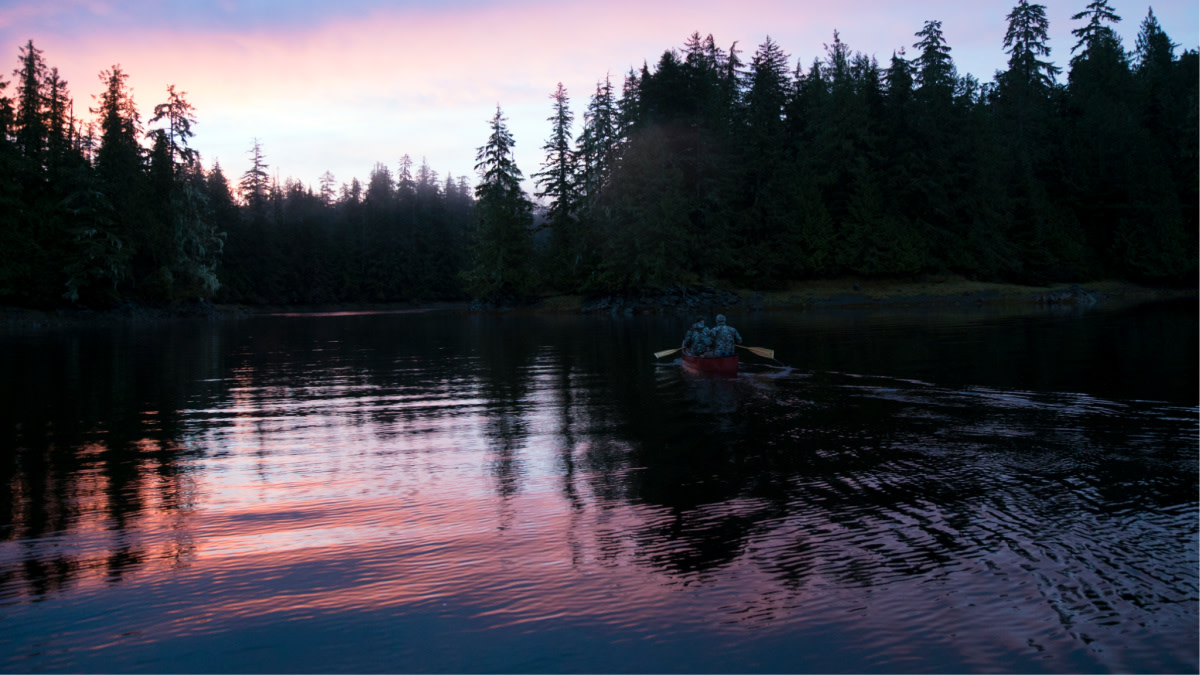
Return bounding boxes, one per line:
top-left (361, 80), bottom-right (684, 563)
top-left (1, 300), bottom-right (1196, 673)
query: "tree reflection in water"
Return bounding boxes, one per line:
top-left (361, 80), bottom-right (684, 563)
top-left (2, 323), bottom-right (216, 599)
top-left (0, 306), bottom-right (1194, 673)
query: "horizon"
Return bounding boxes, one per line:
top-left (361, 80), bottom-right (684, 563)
top-left (2, 0), bottom-right (1196, 198)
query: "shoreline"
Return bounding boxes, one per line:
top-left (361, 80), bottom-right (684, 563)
top-left (532, 278), bottom-right (1196, 315)
top-left (2, 279), bottom-right (1194, 327)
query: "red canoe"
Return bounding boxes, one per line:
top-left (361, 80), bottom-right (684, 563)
top-left (682, 354), bottom-right (738, 376)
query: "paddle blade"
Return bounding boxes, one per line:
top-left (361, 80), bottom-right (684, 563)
top-left (738, 345), bottom-right (775, 360)
top-left (654, 347), bottom-right (682, 359)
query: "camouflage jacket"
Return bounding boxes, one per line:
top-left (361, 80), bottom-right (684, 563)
top-left (710, 324), bottom-right (742, 357)
top-left (682, 323), bottom-right (713, 356)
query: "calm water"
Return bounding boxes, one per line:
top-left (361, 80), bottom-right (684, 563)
top-left (1, 301), bottom-right (1196, 673)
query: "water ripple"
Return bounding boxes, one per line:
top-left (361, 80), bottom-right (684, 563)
top-left (2, 312), bottom-right (1195, 673)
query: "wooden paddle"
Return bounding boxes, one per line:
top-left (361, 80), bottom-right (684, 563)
top-left (737, 345), bottom-right (776, 360)
top-left (658, 345), bottom-right (775, 360)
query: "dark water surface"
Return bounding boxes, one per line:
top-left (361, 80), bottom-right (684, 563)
top-left (1, 301), bottom-right (1196, 673)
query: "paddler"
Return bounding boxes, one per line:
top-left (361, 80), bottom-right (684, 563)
top-left (710, 314), bottom-right (742, 357)
top-left (681, 316), bottom-right (713, 356)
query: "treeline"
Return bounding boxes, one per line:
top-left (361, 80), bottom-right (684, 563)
top-left (496, 0), bottom-right (1195, 297)
top-left (220, 147), bottom-right (475, 304)
top-left (1, 0), bottom-right (1196, 309)
top-left (0, 42), bottom-right (474, 308)
top-left (0, 42), bottom-right (227, 307)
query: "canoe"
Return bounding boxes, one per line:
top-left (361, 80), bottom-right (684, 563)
top-left (682, 354), bottom-right (738, 376)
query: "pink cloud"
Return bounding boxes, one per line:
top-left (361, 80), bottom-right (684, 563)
top-left (2, 0), bottom-right (1195, 189)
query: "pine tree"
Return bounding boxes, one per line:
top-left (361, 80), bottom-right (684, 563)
top-left (533, 83), bottom-right (575, 224)
top-left (205, 162), bottom-right (239, 228)
top-left (147, 85), bottom-right (197, 172)
top-left (145, 86), bottom-right (204, 297)
top-left (913, 20), bottom-right (956, 101)
top-left (1126, 8), bottom-right (1194, 282)
top-left (617, 66), bottom-right (643, 138)
top-left (1134, 8), bottom-right (1177, 77)
top-left (319, 171), bottom-right (337, 205)
top-left (396, 154), bottom-right (415, 200)
top-left (994, 1), bottom-right (1074, 280)
top-left (93, 65), bottom-right (142, 186)
top-left (13, 40), bottom-right (47, 165)
top-left (0, 73), bottom-right (13, 147)
top-left (575, 75), bottom-right (618, 212)
top-left (1067, 1), bottom-right (1128, 97)
top-left (532, 83), bottom-right (580, 287)
top-left (239, 138), bottom-right (269, 222)
top-left (1070, 0), bottom-right (1122, 68)
top-left (365, 161), bottom-right (395, 205)
top-left (362, 162), bottom-right (397, 299)
top-left (416, 156), bottom-right (439, 196)
top-left (43, 67), bottom-right (76, 176)
top-left (735, 35), bottom-right (794, 281)
top-left (590, 125), bottom-right (690, 290)
top-left (1002, 1), bottom-right (1060, 94)
top-left (1062, 0), bottom-right (1181, 278)
top-left (0, 70), bottom-right (28, 301)
top-left (744, 36), bottom-right (791, 152)
top-left (466, 106), bottom-right (534, 301)
top-left (67, 63), bottom-right (145, 303)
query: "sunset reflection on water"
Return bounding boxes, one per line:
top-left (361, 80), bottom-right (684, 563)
top-left (1, 309), bottom-right (1196, 672)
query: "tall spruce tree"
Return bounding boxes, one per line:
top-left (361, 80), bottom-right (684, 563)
top-left (532, 83), bottom-right (580, 287)
top-left (1129, 8), bottom-right (1194, 281)
top-left (744, 36), bottom-right (791, 155)
top-left (66, 64), bottom-right (145, 303)
top-left (239, 138), bottom-right (269, 223)
top-left (575, 76), bottom-right (618, 214)
top-left (1134, 8), bottom-right (1176, 75)
top-left (736, 35), bottom-right (794, 281)
top-left (142, 85), bottom-right (221, 300)
top-left (913, 20), bottom-right (956, 101)
top-left (147, 85), bottom-right (197, 171)
top-left (94, 65), bottom-right (142, 189)
top-left (466, 106), bottom-right (534, 301)
top-left (1062, 0), bottom-right (1187, 279)
top-left (995, 1), bottom-right (1076, 280)
top-left (205, 161), bottom-right (239, 230)
top-left (0, 71), bottom-right (22, 300)
top-left (13, 40), bottom-right (47, 166)
top-left (319, 170), bottom-right (337, 205)
top-left (42, 67), bottom-right (77, 178)
top-left (1001, 1), bottom-right (1060, 96)
top-left (1070, 0), bottom-right (1123, 68)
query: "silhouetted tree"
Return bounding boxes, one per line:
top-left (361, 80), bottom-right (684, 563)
top-left (14, 40), bottom-right (47, 166)
top-left (6, 13), bottom-right (1199, 310)
top-left (239, 138), bottom-right (269, 221)
top-left (65, 64), bottom-right (144, 303)
top-left (532, 83), bottom-right (580, 288)
top-left (465, 106), bottom-right (534, 300)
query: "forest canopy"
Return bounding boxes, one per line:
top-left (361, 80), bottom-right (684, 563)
top-left (0, 0), bottom-right (1195, 308)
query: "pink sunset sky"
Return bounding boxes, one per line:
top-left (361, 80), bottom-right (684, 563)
top-left (2, 0), bottom-right (1196, 197)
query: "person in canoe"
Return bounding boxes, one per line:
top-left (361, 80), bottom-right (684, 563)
top-left (710, 314), bottom-right (742, 357)
top-left (681, 316), bottom-right (713, 356)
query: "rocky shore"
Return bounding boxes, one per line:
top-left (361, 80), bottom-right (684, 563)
top-left (567, 279), bottom-right (1193, 316)
top-left (580, 286), bottom-right (763, 316)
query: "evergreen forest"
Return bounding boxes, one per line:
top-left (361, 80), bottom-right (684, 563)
top-left (1, 0), bottom-right (1195, 309)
